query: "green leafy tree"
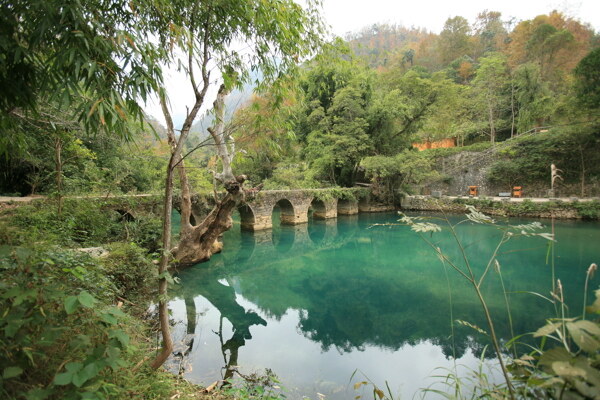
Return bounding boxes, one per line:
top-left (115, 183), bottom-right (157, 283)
top-left (305, 85), bottom-right (372, 186)
top-left (473, 10), bottom-right (508, 57)
top-left (0, 0), bottom-right (162, 155)
top-left (512, 62), bottom-right (555, 133)
top-left (296, 51), bottom-right (373, 186)
top-left (472, 53), bottom-right (511, 143)
top-left (417, 75), bottom-right (475, 146)
top-left (526, 23), bottom-right (574, 81)
top-left (372, 69), bottom-right (446, 150)
top-left (574, 48), bottom-right (600, 110)
top-left (361, 150), bottom-right (439, 196)
top-left (439, 16), bottom-right (473, 65)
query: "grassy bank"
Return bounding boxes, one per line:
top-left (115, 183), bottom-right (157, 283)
top-left (0, 199), bottom-right (215, 400)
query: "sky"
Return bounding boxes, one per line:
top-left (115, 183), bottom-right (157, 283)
top-left (322, 0), bottom-right (600, 36)
top-left (145, 0), bottom-right (600, 128)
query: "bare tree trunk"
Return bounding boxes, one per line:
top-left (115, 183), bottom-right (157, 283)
top-left (55, 135), bottom-right (63, 215)
top-left (150, 11), bottom-right (216, 370)
top-left (174, 192), bottom-right (241, 265)
top-left (177, 160), bottom-right (194, 230)
top-left (150, 157), bottom-right (176, 370)
top-left (510, 80), bottom-right (516, 138)
top-left (207, 85), bottom-right (236, 184)
top-left (173, 85), bottom-right (251, 266)
top-left (487, 98), bottom-right (496, 144)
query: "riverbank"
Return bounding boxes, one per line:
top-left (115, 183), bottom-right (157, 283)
top-left (401, 195), bottom-right (600, 220)
top-left (0, 198), bottom-right (245, 400)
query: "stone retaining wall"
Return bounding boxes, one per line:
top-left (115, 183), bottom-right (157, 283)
top-left (400, 195), bottom-right (596, 220)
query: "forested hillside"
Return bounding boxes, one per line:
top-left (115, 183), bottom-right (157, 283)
top-left (2, 10), bottom-right (598, 198)
top-left (230, 11), bottom-right (600, 195)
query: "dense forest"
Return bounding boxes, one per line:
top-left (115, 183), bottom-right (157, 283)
top-left (1, 2), bottom-right (600, 399)
top-left (2, 10), bottom-right (600, 198)
top-left (232, 12), bottom-right (600, 193)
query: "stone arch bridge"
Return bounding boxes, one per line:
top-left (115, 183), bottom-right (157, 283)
top-left (181, 188), bottom-right (393, 231)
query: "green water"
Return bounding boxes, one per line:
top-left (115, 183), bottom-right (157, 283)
top-left (169, 211), bottom-right (600, 399)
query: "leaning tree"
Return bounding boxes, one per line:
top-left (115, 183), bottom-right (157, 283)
top-left (146, 0), bottom-right (325, 368)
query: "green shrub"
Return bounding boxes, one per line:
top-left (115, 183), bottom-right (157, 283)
top-left (0, 244), bottom-right (199, 400)
top-left (1, 200), bottom-right (162, 251)
top-left (0, 246), bottom-right (131, 399)
top-left (102, 243), bottom-right (156, 302)
top-left (572, 200), bottom-right (600, 220)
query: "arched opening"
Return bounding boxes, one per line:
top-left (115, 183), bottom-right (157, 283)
top-left (308, 198), bottom-right (326, 243)
top-left (310, 199), bottom-right (327, 220)
top-left (221, 227), bottom-right (256, 264)
top-left (238, 204), bottom-right (255, 231)
top-left (171, 209), bottom-right (181, 246)
top-left (272, 198), bottom-right (296, 226)
top-left (271, 199), bottom-right (295, 253)
top-left (272, 225), bottom-right (294, 253)
top-left (358, 196), bottom-right (369, 212)
top-left (115, 209), bottom-right (135, 222)
top-left (226, 204), bottom-right (255, 232)
top-left (220, 205), bottom-right (256, 263)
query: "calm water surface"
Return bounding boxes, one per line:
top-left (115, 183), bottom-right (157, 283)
top-left (169, 211), bottom-right (600, 399)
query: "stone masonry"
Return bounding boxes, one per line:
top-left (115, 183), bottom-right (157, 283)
top-left (178, 188), bottom-right (376, 231)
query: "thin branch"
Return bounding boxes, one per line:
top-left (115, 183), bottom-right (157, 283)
top-left (477, 232), bottom-right (509, 288)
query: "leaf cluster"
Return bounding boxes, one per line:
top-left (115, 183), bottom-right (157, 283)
top-left (0, 246), bottom-right (134, 399)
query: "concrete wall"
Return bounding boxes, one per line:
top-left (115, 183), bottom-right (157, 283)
top-left (425, 151), bottom-right (501, 196)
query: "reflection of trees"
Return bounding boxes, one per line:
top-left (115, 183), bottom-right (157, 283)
top-left (295, 264), bottom-right (494, 357)
top-left (176, 213), bottom-right (584, 360)
top-left (175, 268), bottom-right (266, 378)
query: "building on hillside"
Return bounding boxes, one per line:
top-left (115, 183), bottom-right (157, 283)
top-left (412, 137), bottom-right (456, 151)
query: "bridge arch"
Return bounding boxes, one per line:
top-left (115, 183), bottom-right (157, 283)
top-left (337, 198), bottom-right (358, 215)
top-left (309, 197), bottom-right (337, 220)
top-left (272, 198), bottom-right (297, 226)
top-left (238, 204), bottom-right (256, 231)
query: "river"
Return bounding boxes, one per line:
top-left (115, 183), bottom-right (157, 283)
top-left (169, 210), bottom-right (600, 399)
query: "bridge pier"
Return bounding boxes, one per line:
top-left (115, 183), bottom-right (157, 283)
top-left (241, 203), bottom-right (272, 231)
top-left (337, 198), bottom-right (358, 215)
top-left (280, 199), bottom-right (311, 225)
top-left (312, 198), bottom-right (337, 219)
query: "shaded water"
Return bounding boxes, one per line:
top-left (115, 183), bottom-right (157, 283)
top-left (169, 211), bottom-right (600, 399)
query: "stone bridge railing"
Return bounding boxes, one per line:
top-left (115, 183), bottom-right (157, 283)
top-left (181, 188), bottom-right (393, 231)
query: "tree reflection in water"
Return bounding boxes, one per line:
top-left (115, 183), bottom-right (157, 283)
top-left (170, 212), bottom-right (599, 397)
top-left (176, 275), bottom-right (266, 379)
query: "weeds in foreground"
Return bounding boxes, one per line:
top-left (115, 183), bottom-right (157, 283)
top-left (219, 369), bottom-right (286, 400)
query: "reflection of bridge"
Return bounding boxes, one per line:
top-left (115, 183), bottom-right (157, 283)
top-left (186, 188), bottom-right (394, 231)
top-left (217, 218), bottom-right (346, 266)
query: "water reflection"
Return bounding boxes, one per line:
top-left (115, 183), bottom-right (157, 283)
top-left (170, 212), bottom-right (600, 399)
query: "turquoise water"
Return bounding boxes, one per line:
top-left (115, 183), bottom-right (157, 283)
top-left (169, 211), bottom-right (600, 399)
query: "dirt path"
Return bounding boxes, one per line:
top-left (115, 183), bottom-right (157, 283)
top-left (0, 196), bottom-right (44, 203)
top-left (0, 193), bottom-right (160, 204)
